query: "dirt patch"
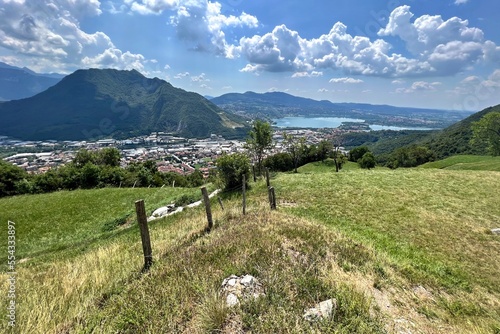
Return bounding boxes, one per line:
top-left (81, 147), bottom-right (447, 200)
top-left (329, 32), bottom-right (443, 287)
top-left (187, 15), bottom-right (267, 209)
top-left (222, 314), bottom-right (246, 334)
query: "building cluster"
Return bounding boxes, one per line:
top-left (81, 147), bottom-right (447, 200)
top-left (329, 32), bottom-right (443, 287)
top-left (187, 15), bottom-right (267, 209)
top-left (2, 129), bottom-right (347, 176)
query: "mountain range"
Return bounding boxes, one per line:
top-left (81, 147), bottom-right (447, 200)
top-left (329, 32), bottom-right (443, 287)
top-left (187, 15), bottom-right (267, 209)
top-left (0, 62), bottom-right (63, 101)
top-left (0, 68), bottom-right (249, 141)
top-left (211, 91), bottom-right (474, 128)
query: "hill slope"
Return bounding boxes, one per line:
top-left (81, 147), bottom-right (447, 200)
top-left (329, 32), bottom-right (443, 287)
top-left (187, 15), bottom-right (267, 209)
top-left (0, 68), bottom-right (248, 140)
top-left (420, 104), bottom-right (500, 158)
top-left (1, 165), bottom-right (499, 333)
top-left (0, 62), bottom-right (62, 100)
top-left (342, 104), bottom-right (500, 158)
top-left (419, 155), bottom-right (500, 171)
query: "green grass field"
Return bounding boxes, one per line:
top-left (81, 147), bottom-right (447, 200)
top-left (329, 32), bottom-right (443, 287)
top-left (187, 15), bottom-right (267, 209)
top-left (419, 155), bottom-right (500, 171)
top-left (1, 162), bottom-right (499, 333)
top-left (0, 187), bottom-right (205, 263)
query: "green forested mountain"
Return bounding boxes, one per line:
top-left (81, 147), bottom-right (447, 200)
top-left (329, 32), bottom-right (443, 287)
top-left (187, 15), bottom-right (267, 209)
top-left (421, 105), bottom-right (499, 158)
top-left (0, 68), bottom-right (248, 140)
top-left (345, 104), bottom-right (499, 159)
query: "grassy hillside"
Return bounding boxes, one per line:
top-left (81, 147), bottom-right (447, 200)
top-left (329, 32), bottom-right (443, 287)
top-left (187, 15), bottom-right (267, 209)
top-left (1, 165), bottom-right (499, 333)
top-left (419, 155), bottom-right (500, 171)
top-left (0, 187), bottom-right (205, 262)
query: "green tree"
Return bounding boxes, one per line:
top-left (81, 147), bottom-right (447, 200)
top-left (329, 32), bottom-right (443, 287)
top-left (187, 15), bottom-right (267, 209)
top-left (317, 140), bottom-right (333, 162)
top-left (331, 135), bottom-right (347, 172)
top-left (263, 152), bottom-right (294, 172)
top-left (97, 147), bottom-right (121, 167)
top-left (98, 166), bottom-right (125, 187)
top-left (73, 149), bottom-right (97, 167)
top-left (331, 146), bottom-right (347, 172)
top-left (0, 160), bottom-right (29, 197)
top-left (32, 170), bottom-right (63, 193)
top-left (245, 120), bottom-right (273, 175)
top-left (187, 170), bottom-right (204, 187)
top-left (387, 145), bottom-right (435, 168)
top-left (283, 132), bottom-right (306, 173)
top-left (216, 153), bottom-right (250, 191)
top-left (471, 111), bottom-right (500, 156)
top-left (359, 152), bottom-right (376, 169)
top-left (80, 163), bottom-right (101, 188)
top-left (349, 146), bottom-right (370, 162)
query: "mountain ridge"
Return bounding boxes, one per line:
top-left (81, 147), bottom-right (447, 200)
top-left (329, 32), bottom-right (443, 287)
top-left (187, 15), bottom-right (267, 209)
top-left (0, 68), bottom-right (248, 140)
top-left (0, 62), bottom-right (63, 100)
top-left (211, 91), bottom-right (473, 128)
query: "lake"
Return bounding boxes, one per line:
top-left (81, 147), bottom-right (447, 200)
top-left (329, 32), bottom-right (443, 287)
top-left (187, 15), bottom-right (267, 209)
top-left (272, 117), bottom-right (364, 128)
top-left (272, 117), bottom-right (437, 131)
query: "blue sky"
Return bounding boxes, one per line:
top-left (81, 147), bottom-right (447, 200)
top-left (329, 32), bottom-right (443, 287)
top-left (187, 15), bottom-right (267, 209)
top-left (1, 0), bottom-right (499, 110)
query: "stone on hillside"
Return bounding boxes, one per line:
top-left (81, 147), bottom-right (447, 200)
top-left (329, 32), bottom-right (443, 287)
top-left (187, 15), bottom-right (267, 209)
top-left (220, 274), bottom-right (265, 307)
top-left (303, 298), bottom-right (337, 322)
top-left (226, 293), bottom-right (239, 307)
top-left (241, 274), bottom-right (254, 286)
top-left (152, 206), bottom-right (170, 217)
top-left (491, 228), bottom-right (500, 235)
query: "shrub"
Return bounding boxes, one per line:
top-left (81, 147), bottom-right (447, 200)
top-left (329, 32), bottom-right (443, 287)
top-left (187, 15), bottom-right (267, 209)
top-left (175, 193), bottom-right (200, 206)
top-left (216, 153), bottom-right (251, 191)
top-left (349, 146), bottom-right (370, 162)
top-left (359, 152), bottom-right (376, 169)
top-left (263, 152), bottom-right (294, 172)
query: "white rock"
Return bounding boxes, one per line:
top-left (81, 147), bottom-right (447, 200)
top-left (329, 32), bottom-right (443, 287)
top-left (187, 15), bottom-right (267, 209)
top-left (186, 200), bottom-right (202, 208)
top-left (303, 308), bottom-right (321, 322)
top-left (318, 299), bottom-right (335, 318)
top-left (240, 274), bottom-right (255, 286)
top-left (226, 293), bottom-right (239, 307)
top-left (152, 206), bottom-right (170, 217)
top-left (227, 278), bottom-right (237, 287)
top-left (303, 298), bottom-right (337, 322)
top-left (491, 228), bottom-right (500, 235)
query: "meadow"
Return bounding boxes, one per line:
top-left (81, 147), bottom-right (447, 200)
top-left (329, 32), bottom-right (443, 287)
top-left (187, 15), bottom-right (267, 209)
top-left (419, 155), bottom-right (500, 171)
top-left (0, 161), bottom-right (499, 333)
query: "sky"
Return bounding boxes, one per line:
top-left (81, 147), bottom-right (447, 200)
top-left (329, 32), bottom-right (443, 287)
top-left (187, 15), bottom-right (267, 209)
top-left (1, 0), bottom-right (500, 111)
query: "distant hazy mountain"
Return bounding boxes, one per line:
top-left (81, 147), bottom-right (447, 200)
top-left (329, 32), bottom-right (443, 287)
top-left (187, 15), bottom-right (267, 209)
top-left (0, 62), bottom-right (63, 101)
top-left (211, 91), bottom-right (473, 128)
top-left (0, 68), bottom-right (249, 140)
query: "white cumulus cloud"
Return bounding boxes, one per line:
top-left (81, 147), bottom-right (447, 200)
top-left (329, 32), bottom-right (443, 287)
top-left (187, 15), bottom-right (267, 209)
top-left (329, 77), bottom-right (364, 84)
top-left (128, 0), bottom-right (258, 58)
top-left (292, 71), bottom-right (323, 78)
top-left (378, 5), bottom-right (496, 75)
top-left (0, 0), bottom-right (149, 73)
top-left (236, 5), bottom-right (500, 79)
top-left (396, 81), bottom-right (442, 94)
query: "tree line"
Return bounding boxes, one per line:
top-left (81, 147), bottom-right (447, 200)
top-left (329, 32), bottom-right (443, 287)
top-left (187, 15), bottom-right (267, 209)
top-left (0, 148), bottom-right (205, 197)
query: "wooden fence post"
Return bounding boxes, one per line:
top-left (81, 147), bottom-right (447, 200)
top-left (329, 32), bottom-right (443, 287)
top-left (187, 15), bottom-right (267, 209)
top-left (218, 197), bottom-right (224, 210)
top-left (201, 187), bottom-right (213, 232)
top-left (242, 175), bottom-right (246, 215)
top-left (268, 186), bottom-right (273, 210)
top-left (135, 200), bottom-right (153, 271)
top-left (271, 187), bottom-right (277, 210)
top-left (265, 168), bottom-right (270, 188)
